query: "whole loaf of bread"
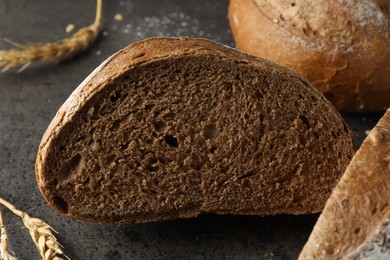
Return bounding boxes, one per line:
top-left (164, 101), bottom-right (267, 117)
top-left (229, 0), bottom-right (390, 112)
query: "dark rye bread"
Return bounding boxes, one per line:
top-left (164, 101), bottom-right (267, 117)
top-left (299, 109), bottom-right (390, 259)
top-left (35, 38), bottom-right (355, 224)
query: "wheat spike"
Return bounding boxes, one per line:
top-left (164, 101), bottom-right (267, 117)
top-left (0, 0), bottom-right (102, 72)
top-left (0, 210), bottom-right (17, 260)
top-left (0, 197), bottom-right (69, 260)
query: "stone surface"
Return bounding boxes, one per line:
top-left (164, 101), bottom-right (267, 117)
top-left (0, 0), bottom-right (385, 259)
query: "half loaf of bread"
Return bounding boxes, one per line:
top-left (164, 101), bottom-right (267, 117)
top-left (35, 38), bottom-right (354, 223)
top-left (299, 108), bottom-right (390, 259)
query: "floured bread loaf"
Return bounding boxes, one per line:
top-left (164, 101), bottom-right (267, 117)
top-left (229, 0), bottom-right (390, 112)
top-left (35, 38), bottom-right (354, 223)
top-left (299, 109), bottom-right (390, 259)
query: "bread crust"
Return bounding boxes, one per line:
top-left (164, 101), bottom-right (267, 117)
top-left (299, 109), bottom-right (390, 259)
top-left (229, 0), bottom-right (390, 112)
top-left (35, 37), bottom-right (354, 223)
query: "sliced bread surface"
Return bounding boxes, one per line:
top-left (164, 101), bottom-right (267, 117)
top-left (299, 109), bottom-right (390, 259)
top-left (35, 37), bottom-right (355, 223)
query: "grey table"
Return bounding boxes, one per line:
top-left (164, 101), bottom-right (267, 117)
top-left (0, 0), bottom-right (385, 259)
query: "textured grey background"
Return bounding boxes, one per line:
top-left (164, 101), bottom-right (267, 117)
top-left (0, 0), bottom-right (385, 259)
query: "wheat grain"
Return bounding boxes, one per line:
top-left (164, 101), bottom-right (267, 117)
top-left (0, 197), bottom-right (69, 260)
top-left (0, 0), bottom-right (102, 72)
top-left (0, 210), bottom-right (17, 260)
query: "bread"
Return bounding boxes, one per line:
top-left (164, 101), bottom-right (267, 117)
top-left (299, 108), bottom-right (390, 259)
top-left (228, 0), bottom-right (390, 112)
top-left (35, 37), bottom-right (354, 224)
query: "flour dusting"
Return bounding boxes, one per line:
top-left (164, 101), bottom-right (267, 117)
top-left (352, 1), bottom-right (388, 28)
top-left (347, 218), bottom-right (390, 259)
top-left (134, 12), bottom-right (203, 39)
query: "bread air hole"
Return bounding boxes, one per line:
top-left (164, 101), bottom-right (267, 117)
top-left (144, 104), bottom-right (155, 111)
top-left (332, 131), bottom-right (341, 139)
top-left (119, 142), bottom-right (129, 150)
top-left (145, 157), bottom-right (159, 172)
top-left (255, 90), bottom-right (263, 99)
top-left (164, 134), bottom-right (178, 148)
top-left (238, 171), bottom-right (255, 180)
top-left (105, 154), bottom-right (116, 167)
top-left (203, 124), bottom-right (217, 139)
top-left (111, 119), bottom-right (121, 131)
top-left (110, 92), bottom-right (121, 102)
top-left (299, 115), bottom-right (310, 129)
top-left (209, 145), bottom-right (217, 154)
top-left (53, 195), bottom-right (69, 214)
top-left (354, 227), bottom-right (361, 235)
top-left (153, 121), bottom-right (166, 132)
top-left (164, 112), bottom-right (176, 120)
top-left (58, 153), bottom-right (84, 183)
top-left (325, 246), bottom-right (334, 255)
top-left (292, 194), bottom-right (304, 204)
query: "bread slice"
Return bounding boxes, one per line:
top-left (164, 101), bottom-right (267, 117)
top-left (35, 37), bottom-right (354, 224)
top-left (299, 109), bottom-right (390, 259)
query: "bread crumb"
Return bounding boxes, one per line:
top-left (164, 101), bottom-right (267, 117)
top-left (114, 13), bottom-right (123, 21)
top-left (365, 129), bottom-right (371, 135)
top-left (65, 24), bottom-right (75, 33)
top-left (272, 19), bottom-right (279, 24)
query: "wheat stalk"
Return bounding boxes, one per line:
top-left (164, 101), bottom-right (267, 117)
top-left (0, 210), bottom-right (17, 260)
top-left (0, 0), bottom-right (102, 72)
top-left (0, 197), bottom-right (69, 260)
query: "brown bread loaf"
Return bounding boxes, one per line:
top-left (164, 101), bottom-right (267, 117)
top-left (228, 0), bottom-right (390, 112)
top-left (35, 38), bottom-right (354, 224)
top-left (299, 108), bottom-right (390, 259)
